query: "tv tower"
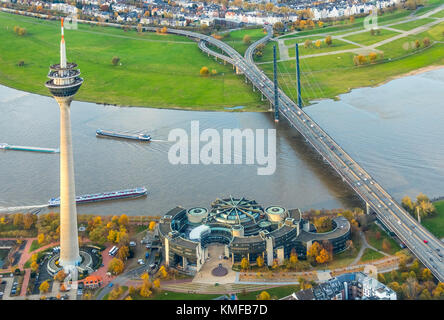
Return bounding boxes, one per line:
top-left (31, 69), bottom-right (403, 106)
top-left (45, 18), bottom-right (83, 269)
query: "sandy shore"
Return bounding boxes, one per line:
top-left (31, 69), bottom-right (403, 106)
top-left (390, 64), bottom-right (444, 81)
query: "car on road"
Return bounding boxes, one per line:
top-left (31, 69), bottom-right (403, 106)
top-left (423, 240), bottom-right (429, 244)
top-left (108, 283), bottom-right (114, 288)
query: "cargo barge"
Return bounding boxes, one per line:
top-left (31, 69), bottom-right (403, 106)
top-left (48, 187), bottom-right (148, 207)
top-left (96, 129), bottom-right (151, 141)
top-left (0, 143), bottom-right (59, 153)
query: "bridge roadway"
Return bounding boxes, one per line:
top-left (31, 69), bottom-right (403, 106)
top-left (152, 26), bottom-right (444, 282)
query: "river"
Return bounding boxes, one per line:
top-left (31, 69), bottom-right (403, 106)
top-left (0, 68), bottom-right (443, 216)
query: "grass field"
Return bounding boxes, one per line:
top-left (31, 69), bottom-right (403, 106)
top-left (365, 223), bottom-right (401, 255)
top-left (422, 200), bottom-right (444, 238)
top-left (222, 28), bottom-right (266, 56)
top-left (359, 248), bottom-right (385, 262)
top-left (259, 40), bottom-right (444, 104)
top-left (390, 18), bottom-right (436, 31)
top-left (283, 36), bottom-right (325, 46)
top-left (343, 29), bottom-right (401, 46)
top-left (288, 38), bottom-right (358, 57)
top-left (431, 9), bottom-right (444, 18)
top-left (0, 12), bottom-right (266, 111)
top-left (417, 21), bottom-right (444, 40)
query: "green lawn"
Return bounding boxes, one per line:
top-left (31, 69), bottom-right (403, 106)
top-left (29, 240), bottom-right (41, 252)
top-left (0, 12), bottom-right (265, 111)
top-left (237, 285), bottom-right (301, 300)
top-left (417, 21), bottom-right (444, 41)
top-left (284, 36), bottom-right (325, 46)
top-left (359, 248), bottom-right (385, 262)
top-left (259, 41), bottom-right (444, 105)
top-left (376, 35), bottom-right (428, 59)
top-left (344, 29), bottom-right (401, 46)
top-left (288, 39), bottom-right (358, 58)
top-left (431, 9), bottom-right (444, 18)
top-left (254, 41), bottom-right (280, 62)
top-left (390, 18), bottom-right (436, 31)
top-left (422, 200), bottom-right (444, 238)
top-left (222, 28), bottom-right (266, 56)
top-left (365, 223), bottom-right (401, 255)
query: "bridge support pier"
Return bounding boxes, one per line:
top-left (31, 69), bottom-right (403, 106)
top-left (366, 202), bottom-right (371, 215)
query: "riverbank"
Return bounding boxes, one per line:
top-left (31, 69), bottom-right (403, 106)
top-left (0, 11), bottom-right (266, 112)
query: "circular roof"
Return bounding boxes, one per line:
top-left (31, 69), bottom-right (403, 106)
top-left (210, 197), bottom-right (263, 225)
top-left (265, 206), bottom-right (286, 215)
top-left (188, 207), bottom-right (208, 215)
top-left (189, 225), bottom-right (210, 241)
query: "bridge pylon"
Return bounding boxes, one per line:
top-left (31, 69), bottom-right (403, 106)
top-left (273, 45), bottom-right (279, 122)
top-left (295, 43), bottom-right (302, 108)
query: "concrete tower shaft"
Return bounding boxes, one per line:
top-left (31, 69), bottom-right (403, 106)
top-left (45, 18), bottom-right (83, 269)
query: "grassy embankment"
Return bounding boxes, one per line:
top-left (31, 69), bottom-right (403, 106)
top-left (0, 12), bottom-right (266, 111)
top-left (258, 24), bottom-right (444, 105)
top-left (422, 200), bottom-right (444, 238)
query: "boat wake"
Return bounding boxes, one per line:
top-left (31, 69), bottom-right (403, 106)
top-left (0, 204), bottom-right (48, 214)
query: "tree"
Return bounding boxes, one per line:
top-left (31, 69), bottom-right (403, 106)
top-left (141, 272), bottom-right (150, 281)
top-left (140, 280), bottom-right (152, 297)
top-left (325, 36), bottom-right (332, 46)
top-left (316, 249), bottom-right (330, 264)
top-left (289, 250), bottom-right (298, 268)
top-left (314, 217), bottom-right (333, 233)
top-left (369, 52), bottom-right (377, 63)
top-left (257, 291), bottom-right (271, 300)
top-left (148, 221), bottom-right (156, 231)
top-left (382, 239), bottom-right (391, 253)
top-left (129, 286), bottom-right (136, 296)
top-left (256, 255), bottom-right (264, 268)
top-left (315, 40), bottom-right (322, 48)
top-left (423, 37), bottom-right (431, 47)
top-left (307, 242), bottom-right (322, 264)
top-left (240, 257), bottom-right (250, 271)
top-left (402, 196), bottom-right (414, 213)
top-left (161, 26), bottom-right (168, 34)
top-left (304, 39), bottom-right (312, 48)
top-left (350, 16), bottom-right (355, 24)
top-left (108, 258), bottom-right (125, 275)
top-left (153, 279), bottom-right (160, 288)
top-left (117, 245), bottom-right (129, 260)
top-left (23, 213), bottom-right (34, 229)
top-left (414, 39), bottom-right (421, 49)
top-left (200, 66), bottom-right (209, 76)
top-left (31, 261), bottom-right (39, 272)
top-left (419, 288), bottom-right (432, 300)
top-left (107, 229), bottom-right (118, 243)
top-left (39, 280), bottom-right (50, 293)
top-left (37, 233), bottom-right (45, 245)
top-left (54, 270), bottom-right (66, 282)
top-left (118, 214), bottom-right (129, 226)
top-left (13, 213), bottom-right (23, 227)
top-left (158, 265), bottom-right (168, 278)
top-left (111, 56), bottom-right (120, 66)
top-left (422, 268), bottom-right (433, 281)
top-left (243, 34), bottom-right (251, 45)
top-left (136, 23), bottom-right (143, 33)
